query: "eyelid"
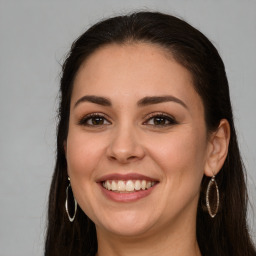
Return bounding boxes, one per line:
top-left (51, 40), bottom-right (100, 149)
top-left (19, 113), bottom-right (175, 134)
top-left (77, 111), bottom-right (177, 127)
top-left (143, 111), bottom-right (175, 120)
top-left (143, 111), bottom-right (177, 125)
top-left (77, 112), bottom-right (112, 126)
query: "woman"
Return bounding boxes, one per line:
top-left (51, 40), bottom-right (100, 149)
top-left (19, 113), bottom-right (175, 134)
top-left (45, 12), bottom-right (256, 256)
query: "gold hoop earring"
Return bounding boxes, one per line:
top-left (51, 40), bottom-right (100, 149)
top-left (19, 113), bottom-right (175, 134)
top-left (206, 175), bottom-right (219, 218)
top-left (65, 177), bottom-right (77, 222)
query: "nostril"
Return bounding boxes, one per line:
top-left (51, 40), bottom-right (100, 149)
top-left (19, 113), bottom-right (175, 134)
top-left (127, 155), bottom-right (137, 160)
top-left (108, 154), bottom-right (140, 163)
top-left (109, 156), bottom-right (117, 161)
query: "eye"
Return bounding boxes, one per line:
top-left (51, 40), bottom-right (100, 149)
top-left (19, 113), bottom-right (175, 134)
top-left (78, 113), bottom-right (111, 126)
top-left (144, 113), bottom-right (177, 127)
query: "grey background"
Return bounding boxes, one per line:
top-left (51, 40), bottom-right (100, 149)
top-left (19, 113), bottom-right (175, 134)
top-left (0, 1), bottom-right (255, 255)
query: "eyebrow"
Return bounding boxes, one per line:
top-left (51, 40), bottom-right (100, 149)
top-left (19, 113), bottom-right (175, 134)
top-left (137, 95), bottom-right (188, 109)
top-left (74, 95), bottom-right (187, 109)
top-left (74, 95), bottom-right (112, 108)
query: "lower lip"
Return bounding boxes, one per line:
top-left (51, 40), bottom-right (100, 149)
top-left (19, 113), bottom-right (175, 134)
top-left (98, 183), bottom-right (157, 202)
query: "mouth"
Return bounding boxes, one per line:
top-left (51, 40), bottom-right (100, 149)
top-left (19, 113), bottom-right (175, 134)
top-left (97, 173), bottom-right (159, 202)
top-left (102, 179), bottom-right (157, 192)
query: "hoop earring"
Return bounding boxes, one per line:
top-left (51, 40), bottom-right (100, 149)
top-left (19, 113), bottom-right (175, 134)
top-left (206, 175), bottom-right (219, 218)
top-left (65, 177), bottom-right (77, 222)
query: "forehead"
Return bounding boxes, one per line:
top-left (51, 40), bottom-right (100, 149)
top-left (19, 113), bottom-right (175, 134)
top-left (71, 42), bottom-right (202, 111)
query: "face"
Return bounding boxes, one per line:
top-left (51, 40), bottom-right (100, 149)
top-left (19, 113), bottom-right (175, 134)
top-left (65, 43), bottom-right (210, 238)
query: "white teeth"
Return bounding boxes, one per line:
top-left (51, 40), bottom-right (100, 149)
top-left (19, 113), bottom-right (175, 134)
top-left (146, 181), bottom-right (152, 189)
top-left (126, 180), bottom-right (134, 191)
top-left (141, 180), bottom-right (146, 190)
top-left (134, 180), bottom-right (141, 190)
top-left (117, 180), bottom-right (126, 191)
top-left (102, 179), bottom-right (156, 192)
top-left (106, 180), bottom-right (111, 190)
top-left (111, 180), bottom-right (117, 191)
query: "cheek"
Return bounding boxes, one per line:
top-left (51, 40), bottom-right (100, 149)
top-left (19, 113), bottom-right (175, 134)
top-left (65, 130), bottom-right (106, 214)
top-left (146, 128), bottom-right (207, 220)
top-left (66, 130), bottom-right (105, 180)
top-left (146, 127), bottom-right (207, 189)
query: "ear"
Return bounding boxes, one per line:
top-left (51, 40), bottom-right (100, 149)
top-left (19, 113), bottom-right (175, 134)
top-left (204, 119), bottom-right (230, 177)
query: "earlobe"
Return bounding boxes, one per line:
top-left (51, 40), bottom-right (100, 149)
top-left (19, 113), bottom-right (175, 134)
top-left (204, 119), bottom-right (230, 177)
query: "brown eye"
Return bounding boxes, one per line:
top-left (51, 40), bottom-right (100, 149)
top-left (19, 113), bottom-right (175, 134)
top-left (145, 114), bottom-right (177, 127)
top-left (153, 116), bottom-right (168, 125)
top-left (91, 116), bottom-right (105, 125)
top-left (78, 114), bottom-right (111, 126)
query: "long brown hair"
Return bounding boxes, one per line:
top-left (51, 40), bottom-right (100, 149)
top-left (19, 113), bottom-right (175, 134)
top-left (45, 11), bottom-right (256, 256)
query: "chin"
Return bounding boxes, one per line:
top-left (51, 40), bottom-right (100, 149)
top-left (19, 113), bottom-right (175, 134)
top-left (94, 210), bottom-right (157, 237)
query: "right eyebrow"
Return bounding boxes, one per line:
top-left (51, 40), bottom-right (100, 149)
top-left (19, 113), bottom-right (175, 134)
top-left (73, 95), bottom-right (112, 108)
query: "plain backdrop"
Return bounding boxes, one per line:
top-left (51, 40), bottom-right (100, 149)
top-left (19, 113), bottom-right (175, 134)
top-left (0, 1), bottom-right (255, 255)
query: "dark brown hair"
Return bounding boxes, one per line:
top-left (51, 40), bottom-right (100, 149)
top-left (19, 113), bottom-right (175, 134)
top-left (45, 11), bottom-right (256, 256)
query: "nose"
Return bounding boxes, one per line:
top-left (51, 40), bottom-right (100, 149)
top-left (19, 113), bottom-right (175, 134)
top-left (106, 125), bottom-right (145, 164)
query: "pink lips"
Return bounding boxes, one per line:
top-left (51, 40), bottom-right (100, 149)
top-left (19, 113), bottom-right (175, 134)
top-left (97, 173), bottom-right (157, 182)
top-left (97, 173), bottom-right (158, 203)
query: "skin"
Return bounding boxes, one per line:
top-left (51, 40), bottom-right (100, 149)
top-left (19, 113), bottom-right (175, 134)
top-left (65, 43), bottom-right (230, 256)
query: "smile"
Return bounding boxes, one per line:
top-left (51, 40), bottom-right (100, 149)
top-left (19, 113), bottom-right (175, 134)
top-left (97, 173), bottom-right (159, 202)
top-left (102, 180), bottom-right (156, 192)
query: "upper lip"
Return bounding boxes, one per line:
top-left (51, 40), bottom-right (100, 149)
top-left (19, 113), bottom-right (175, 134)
top-left (96, 173), bottom-right (158, 183)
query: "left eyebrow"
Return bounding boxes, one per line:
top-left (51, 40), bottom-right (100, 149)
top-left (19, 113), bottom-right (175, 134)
top-left (137, 95), bottom-right (188, 109)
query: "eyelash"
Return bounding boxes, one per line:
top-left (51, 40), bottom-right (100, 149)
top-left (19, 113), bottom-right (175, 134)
top-left (78, 113), bottom-right (111, 127)
top-left (78, 112), bottom-right (177, 127)
top-left (143, 112), bottom-right (177, 127)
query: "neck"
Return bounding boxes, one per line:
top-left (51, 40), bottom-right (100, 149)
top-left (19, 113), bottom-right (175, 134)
top-left (96, 212), bottom-right (201, 256)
